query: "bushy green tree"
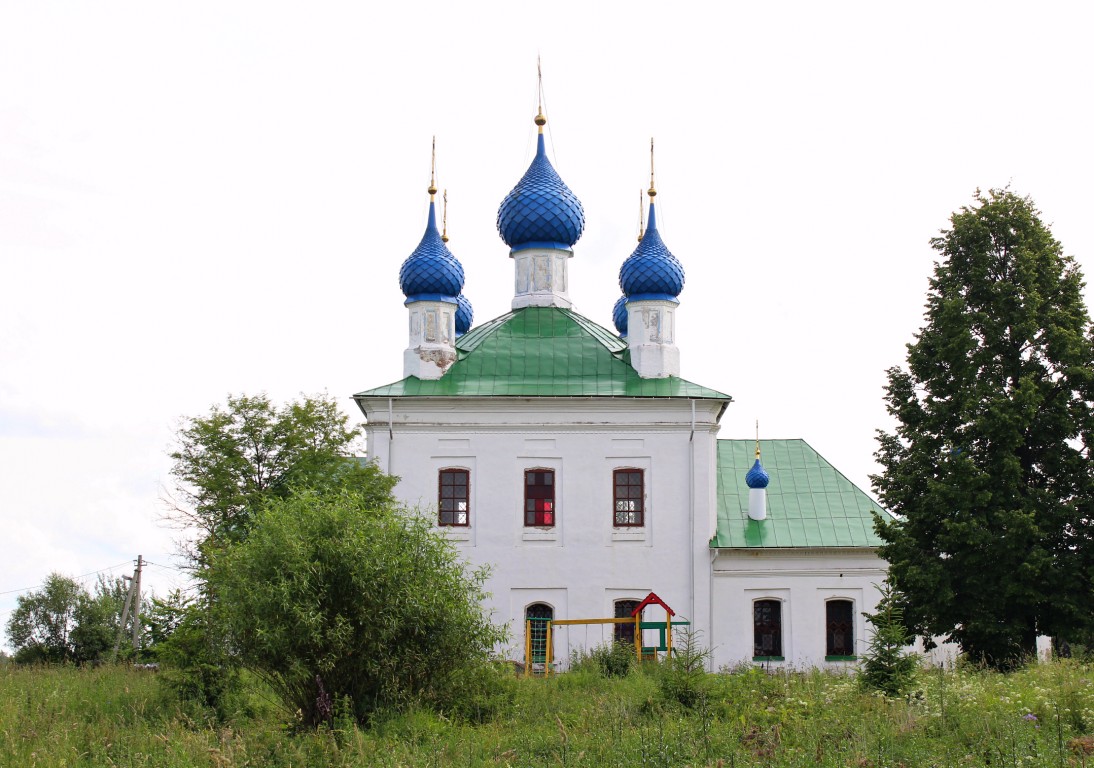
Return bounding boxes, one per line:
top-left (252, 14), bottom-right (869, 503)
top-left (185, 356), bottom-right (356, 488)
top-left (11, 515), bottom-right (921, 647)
top-left (211, 489), bottom-right (506, 726)
top-left (5, 573), bottom-right (135, 664)
top-left (6, 574), bottom-right (82, 663)
top-left (859, 582), bottom-right (919, 696)
top-left (168, 393), bottom-right (396, 566)
top-left (874, 188), bottom-right (1094, 669)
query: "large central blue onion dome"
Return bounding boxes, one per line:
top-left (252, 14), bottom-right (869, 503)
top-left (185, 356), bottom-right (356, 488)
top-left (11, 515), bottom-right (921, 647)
top-left (619, 198), bottom-right (685, 302)
top-left (497, 113), bottom-right (585, 252)
top-left (399, 192), bottom-right (465, 305)
top-left (745, 457), bottom-right (770, 489)
top-left (612, 295), bottom-right (628, 337)
top-left (455, 293), bottom-right (474, 336)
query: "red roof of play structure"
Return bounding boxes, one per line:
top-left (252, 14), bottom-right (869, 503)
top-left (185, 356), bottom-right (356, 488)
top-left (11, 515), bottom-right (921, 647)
top-left (632, 591), bottom-right (675, 617)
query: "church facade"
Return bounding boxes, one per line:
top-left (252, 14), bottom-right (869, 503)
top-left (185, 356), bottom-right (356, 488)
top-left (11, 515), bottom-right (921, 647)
top-left (354, 106), bottom-right (892, 670)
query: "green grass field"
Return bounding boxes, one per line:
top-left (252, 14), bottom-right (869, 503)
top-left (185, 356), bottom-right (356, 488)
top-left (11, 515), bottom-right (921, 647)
top-left (2, 659), bottom-right (1092, 767)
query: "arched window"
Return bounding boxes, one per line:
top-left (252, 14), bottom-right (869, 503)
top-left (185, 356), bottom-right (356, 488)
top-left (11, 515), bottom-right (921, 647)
top-left (753, 599), bottom-right (783, 659)
top-left (613, 599), bottom-right (642, 646)
top-left (526, 603), bottom-right (553, 664)
top-left (826, 599), bottom-right (854, 657)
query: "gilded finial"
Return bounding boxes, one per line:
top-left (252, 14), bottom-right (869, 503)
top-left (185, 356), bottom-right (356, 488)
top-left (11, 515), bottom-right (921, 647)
top-left (755, 420), bottom-right (761, 459)
top-left (441, 189), bottom-right (449, 243)
top-left (637, 189), bottom-right (645, 242)
top-left (428, 136), bottom-right (438, 199)
top-left (648, 138), bottom-right (657, 199)
top-left (534, 56), bottom-right (547, 131)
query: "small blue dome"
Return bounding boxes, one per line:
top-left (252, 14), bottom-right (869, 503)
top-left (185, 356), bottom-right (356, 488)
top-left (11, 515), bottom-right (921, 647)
top-left (455, 294), bottom-right (473, 336)
top-left (745, 458), bottom-right (770, 489)
top-left (619, 202), bottom-right (684, 302)
top-left (399, 200), bottom-right (464, 303)
top-left (497, 132), bottom-right (585, 252)
top-left (612, 295), bottom-right (628, 337)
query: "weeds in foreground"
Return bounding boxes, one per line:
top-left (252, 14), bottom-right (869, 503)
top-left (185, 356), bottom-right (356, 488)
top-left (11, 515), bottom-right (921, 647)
top-left (1, 657), bottom-right (1092, 767)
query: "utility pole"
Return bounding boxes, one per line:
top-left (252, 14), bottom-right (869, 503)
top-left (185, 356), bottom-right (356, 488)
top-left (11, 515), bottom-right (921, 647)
top-left (112, 574), bottom-right (135, 662)
top-left (131, 555), bottom-right (143, 654)
top-left (111, 555), bottom-right (144, 662)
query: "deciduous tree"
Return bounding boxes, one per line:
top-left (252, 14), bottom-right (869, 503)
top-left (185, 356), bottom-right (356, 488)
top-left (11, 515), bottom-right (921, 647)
top-left (212, 489), bottom-right (506, 726)
top-left (5, 573), bottom-right (135, 664)
top-left (167, 393), bottom-right (396, 567)
top-left (874, 188), bottom-right (1094, 668)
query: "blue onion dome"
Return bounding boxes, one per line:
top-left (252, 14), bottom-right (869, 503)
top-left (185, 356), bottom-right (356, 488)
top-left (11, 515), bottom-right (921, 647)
top-left (612, 295), bottom-right (628, 337)
top-left (745, 458), bottom-right (770, 489)
top-left (455, 294), bottom-right (474, 336)
top-left (399, 196), bottom-right (464, 304)
top-left (619, 199), bottom-right (685, 302)
top-left (496, 114), bottom-right (585, 252)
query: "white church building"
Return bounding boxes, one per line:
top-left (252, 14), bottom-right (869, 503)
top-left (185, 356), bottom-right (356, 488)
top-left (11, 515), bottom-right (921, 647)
top-left (354, 105), bottom-right (894, 670)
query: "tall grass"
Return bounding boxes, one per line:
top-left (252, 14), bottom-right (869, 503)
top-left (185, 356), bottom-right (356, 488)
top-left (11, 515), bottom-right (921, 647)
top-left (1, 658), bottom-right (1091, 766)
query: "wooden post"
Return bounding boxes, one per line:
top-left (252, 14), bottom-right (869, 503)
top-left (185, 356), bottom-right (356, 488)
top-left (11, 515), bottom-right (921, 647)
top-left (111, 575), bottom-right (135, 662)
top-left (666, 614), bottom-right (673, 658)
top-left (131, 555), bottom-right (143, 653)
top-left (634, 614), bottom-right (641, 661)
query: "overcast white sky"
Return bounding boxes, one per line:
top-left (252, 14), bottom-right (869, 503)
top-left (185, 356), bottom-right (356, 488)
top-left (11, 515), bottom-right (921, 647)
top-left (2, 1), bottom-right (1092, 638)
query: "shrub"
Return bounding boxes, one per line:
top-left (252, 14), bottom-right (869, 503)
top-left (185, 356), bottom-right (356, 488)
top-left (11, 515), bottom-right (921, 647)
top-left (658, 629), bottom-right (711, 708)
top-left (570, 642), bottom-right (636, 678)
top-left (212, 489), bottom-right (507, 726)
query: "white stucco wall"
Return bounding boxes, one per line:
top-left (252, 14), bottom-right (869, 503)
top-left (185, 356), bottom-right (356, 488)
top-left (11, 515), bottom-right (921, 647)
top-left (710, 548), bottom-right (888, 670)
top-left (359, 396), bottom-right (724, 664)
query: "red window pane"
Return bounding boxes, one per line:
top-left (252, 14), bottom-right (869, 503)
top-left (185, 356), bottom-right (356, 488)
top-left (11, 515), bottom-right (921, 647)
top-left (525, 470), bottom-right (555, 526)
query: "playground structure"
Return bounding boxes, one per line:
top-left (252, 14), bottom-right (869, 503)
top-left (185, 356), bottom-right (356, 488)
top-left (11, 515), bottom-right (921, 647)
top-left (523, 592), bottom-right (689, 676)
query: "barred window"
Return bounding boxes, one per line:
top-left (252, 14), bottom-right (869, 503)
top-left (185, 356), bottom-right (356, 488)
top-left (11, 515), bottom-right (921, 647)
top-left (826, 600), bottom-right (854, 657)
top-left (526, 603), bottom-right (553, 664)
top-left (438, 469), bottom-right (469, 526)
top-left (753, 599), bottom-right (783, 658)
top-left (613, 469), bottom-right (644, 526)
top-left (614, 599), bottom-right (642, 646)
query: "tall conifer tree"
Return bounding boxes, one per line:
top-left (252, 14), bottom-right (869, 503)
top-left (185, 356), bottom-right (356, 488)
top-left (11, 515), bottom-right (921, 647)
top-left (874, 188), bottom-right (1094, 668)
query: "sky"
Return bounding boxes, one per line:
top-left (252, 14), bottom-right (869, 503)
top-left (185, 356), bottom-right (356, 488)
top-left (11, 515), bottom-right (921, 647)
top-left (2, 1), bottom-right (1092, 641)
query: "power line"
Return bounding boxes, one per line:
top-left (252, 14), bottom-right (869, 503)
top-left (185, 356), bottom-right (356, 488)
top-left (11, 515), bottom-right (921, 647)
top-left (0, 561), bottom-right (136, 596)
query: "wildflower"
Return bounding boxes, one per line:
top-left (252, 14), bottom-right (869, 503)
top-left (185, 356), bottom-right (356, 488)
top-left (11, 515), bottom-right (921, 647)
top-left (1022, 713), bottom-right (1037, 721)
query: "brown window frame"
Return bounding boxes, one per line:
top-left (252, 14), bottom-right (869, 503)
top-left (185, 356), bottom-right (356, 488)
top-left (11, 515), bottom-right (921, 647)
top-left (438, 468), bottom-right (470, 527)
top-left (613, 468), bottom-right (645, 527)
top-left (825, 599), bottom-right (855, 658)
top-left (524, 469), bottom-right (555, 527)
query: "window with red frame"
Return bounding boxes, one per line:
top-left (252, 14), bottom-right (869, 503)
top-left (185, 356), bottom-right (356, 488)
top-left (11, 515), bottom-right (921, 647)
top-left (438, 469), bottom-right (469, 526)
top-left (613, 469), bottom-right (644, 526)
top-left (524, 469), bottom-right (555, 526)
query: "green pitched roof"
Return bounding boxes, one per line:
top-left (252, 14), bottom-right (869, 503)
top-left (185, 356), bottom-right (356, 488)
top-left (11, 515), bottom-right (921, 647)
top-left (713, 439), bottom-right (893, 549)
top-left (355, 307), bottom-right (732, 400)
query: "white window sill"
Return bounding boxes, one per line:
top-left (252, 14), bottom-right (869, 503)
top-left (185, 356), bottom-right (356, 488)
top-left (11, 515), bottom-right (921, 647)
top-left (522, 529), bottom-right (558, 542)
top-left (612, 529), bottom-right (647, 542)
top-left (440, 528), bottom-right (471, 542)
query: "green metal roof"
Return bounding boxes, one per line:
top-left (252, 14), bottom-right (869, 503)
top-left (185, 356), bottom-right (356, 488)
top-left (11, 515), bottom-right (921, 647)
top-left (355, 307), bottom-right (732, 400)
top-left (713, 439), bottom-right (893, 549)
